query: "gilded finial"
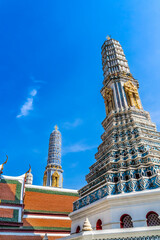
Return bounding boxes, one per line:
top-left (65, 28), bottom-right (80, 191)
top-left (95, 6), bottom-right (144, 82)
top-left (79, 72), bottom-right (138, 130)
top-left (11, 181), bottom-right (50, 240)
top-left (25, 164), bottom-right (31, 177)
top-left (28, 164), bottom-right (31, 173)
top-left (54, 125), bottom-right (58, 131)
top-left (25, 164), bottom-right (31, 180)
top-left (106, 35), bottom-right (111, 40)
top-left (25, 164), bottom-right (33, 185)
top-left (1, 155), bottom-right (8, 171)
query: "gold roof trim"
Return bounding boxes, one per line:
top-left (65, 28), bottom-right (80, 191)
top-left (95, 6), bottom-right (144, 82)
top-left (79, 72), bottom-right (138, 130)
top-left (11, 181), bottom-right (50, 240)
top-left (1, 155), bottom-right (8, 171)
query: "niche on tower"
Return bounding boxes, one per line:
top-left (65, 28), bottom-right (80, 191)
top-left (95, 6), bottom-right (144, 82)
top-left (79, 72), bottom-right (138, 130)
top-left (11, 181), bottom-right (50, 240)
top-left (102, 87), bottom-right (115, 115)
top-left (52, 171), bottom-right (60, 187)
top-left (124, 81), bottom-right (142, 109)
top-left (43, 172), bottom-right (47, 186)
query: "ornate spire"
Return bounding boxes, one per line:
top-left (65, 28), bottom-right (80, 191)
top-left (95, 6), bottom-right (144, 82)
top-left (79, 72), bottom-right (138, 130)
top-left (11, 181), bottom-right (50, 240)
top-left (102, 37), bottom-right (130, 79)
top-left (73, 37), bottom-right (160, 211)
top-left (25, 165), bottom-right (33, 185)
top-left (48, 125), bottom-right (61, 166)
top-left (101, 37), bottom-right (142, 115)
top-left (54, 125), bottom-right (58, 131)
top-left (43, 125), bottom-right (63, 187)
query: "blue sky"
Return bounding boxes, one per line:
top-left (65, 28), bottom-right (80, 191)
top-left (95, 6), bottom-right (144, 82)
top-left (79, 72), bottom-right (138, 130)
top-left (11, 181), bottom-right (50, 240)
top-left (0, 0), bottom-right (160, 189)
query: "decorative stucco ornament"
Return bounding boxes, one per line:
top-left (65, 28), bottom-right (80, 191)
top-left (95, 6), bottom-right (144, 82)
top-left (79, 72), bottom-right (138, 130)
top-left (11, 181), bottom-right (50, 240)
top-left (25, 165), bottom-right (33, 185)
top-left (82, 218), bottom-right (92, 231)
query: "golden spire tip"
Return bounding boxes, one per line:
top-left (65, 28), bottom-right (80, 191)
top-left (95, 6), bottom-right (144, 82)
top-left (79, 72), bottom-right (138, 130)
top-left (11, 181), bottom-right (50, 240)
top-left (26, 164), bottom-right (31, 176)
top-left (54, 125), bottom-right (58, 131)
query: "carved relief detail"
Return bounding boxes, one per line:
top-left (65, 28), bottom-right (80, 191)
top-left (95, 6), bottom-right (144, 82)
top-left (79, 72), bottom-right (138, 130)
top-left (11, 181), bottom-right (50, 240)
top-left (103, 87), bottom-right (114, 115)
top-left (124, 81), bottom-right (142, 109)
top-left (43, 172), bottom-right (47, 186)
top-left (52, 170), bottom-right (60, 187)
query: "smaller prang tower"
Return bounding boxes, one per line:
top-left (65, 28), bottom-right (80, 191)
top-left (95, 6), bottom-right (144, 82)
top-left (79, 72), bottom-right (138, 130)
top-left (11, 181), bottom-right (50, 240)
top-left (43, 125), bottom-right (63, 188)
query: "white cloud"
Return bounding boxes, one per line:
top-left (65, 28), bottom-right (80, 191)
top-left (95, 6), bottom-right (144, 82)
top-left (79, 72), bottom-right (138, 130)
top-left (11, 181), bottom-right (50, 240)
top-left (63, 118), bottom-right (83, 129)
top-left (62, 143), bottom-right (97, 155)
top-left (16, 89), bottom-right (37, 118)
top-left (30, 89), bottom-right (37, 96)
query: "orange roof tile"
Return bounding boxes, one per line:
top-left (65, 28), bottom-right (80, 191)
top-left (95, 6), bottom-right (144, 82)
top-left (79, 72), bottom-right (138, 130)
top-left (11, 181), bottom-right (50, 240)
top-left (0, 208), bottom-right (13, 218)
top-left (0, 183), bottom-right (16, 201)
top-left (24, 190), bottom-right (78, 213)
top-left (23, 218), bottom-right (71, 228)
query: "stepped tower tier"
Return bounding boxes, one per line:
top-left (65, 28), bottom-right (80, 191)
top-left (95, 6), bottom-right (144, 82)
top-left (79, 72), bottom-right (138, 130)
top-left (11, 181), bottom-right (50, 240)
top-left (101, 36), bottom-right (142, 113)
top-left (43, 125), bottom-right (63, 187)
top-left (73, 37), bottom-right (160, 211)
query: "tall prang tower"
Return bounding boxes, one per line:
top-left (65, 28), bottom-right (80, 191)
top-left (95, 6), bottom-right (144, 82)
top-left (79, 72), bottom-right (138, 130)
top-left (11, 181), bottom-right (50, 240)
top-left (43, 125), bottom-right (63, 188)
top-left (70, 37), bottom-right (160, 232)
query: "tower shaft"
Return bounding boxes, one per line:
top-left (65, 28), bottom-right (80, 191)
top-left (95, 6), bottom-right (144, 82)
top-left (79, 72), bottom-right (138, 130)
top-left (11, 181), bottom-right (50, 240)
top-left (43, 126), bottom-right (63, 188)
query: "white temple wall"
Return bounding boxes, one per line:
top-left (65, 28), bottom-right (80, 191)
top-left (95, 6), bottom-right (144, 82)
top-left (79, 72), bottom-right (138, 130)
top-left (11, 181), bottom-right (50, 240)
top-left (61, 226), bottom-right (160, 240)
top-left (70, 189), bottom-right (160, 233)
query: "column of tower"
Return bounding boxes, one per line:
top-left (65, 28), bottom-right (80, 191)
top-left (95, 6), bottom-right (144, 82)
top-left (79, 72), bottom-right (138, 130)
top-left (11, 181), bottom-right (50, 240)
top-left (43, 125), bottom-right (63, 188)
top-left (73, 37), bottom-right (160, 211)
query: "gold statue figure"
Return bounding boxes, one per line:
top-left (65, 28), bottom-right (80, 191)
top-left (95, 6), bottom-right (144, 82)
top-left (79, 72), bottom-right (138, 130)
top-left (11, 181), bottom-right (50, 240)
top-left (124, 81), bottom-right (142, 109)
top-left (43, 172), bottom-right (47, 186)
top-left (52, 171), bottom-right (60, 187)
top-left (103, 87), bottom-right (114, 115)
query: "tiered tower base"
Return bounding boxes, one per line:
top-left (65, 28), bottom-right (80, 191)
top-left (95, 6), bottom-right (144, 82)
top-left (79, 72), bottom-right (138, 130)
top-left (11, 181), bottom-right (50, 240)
top-left (60, 189), bottom-right (160, 239)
